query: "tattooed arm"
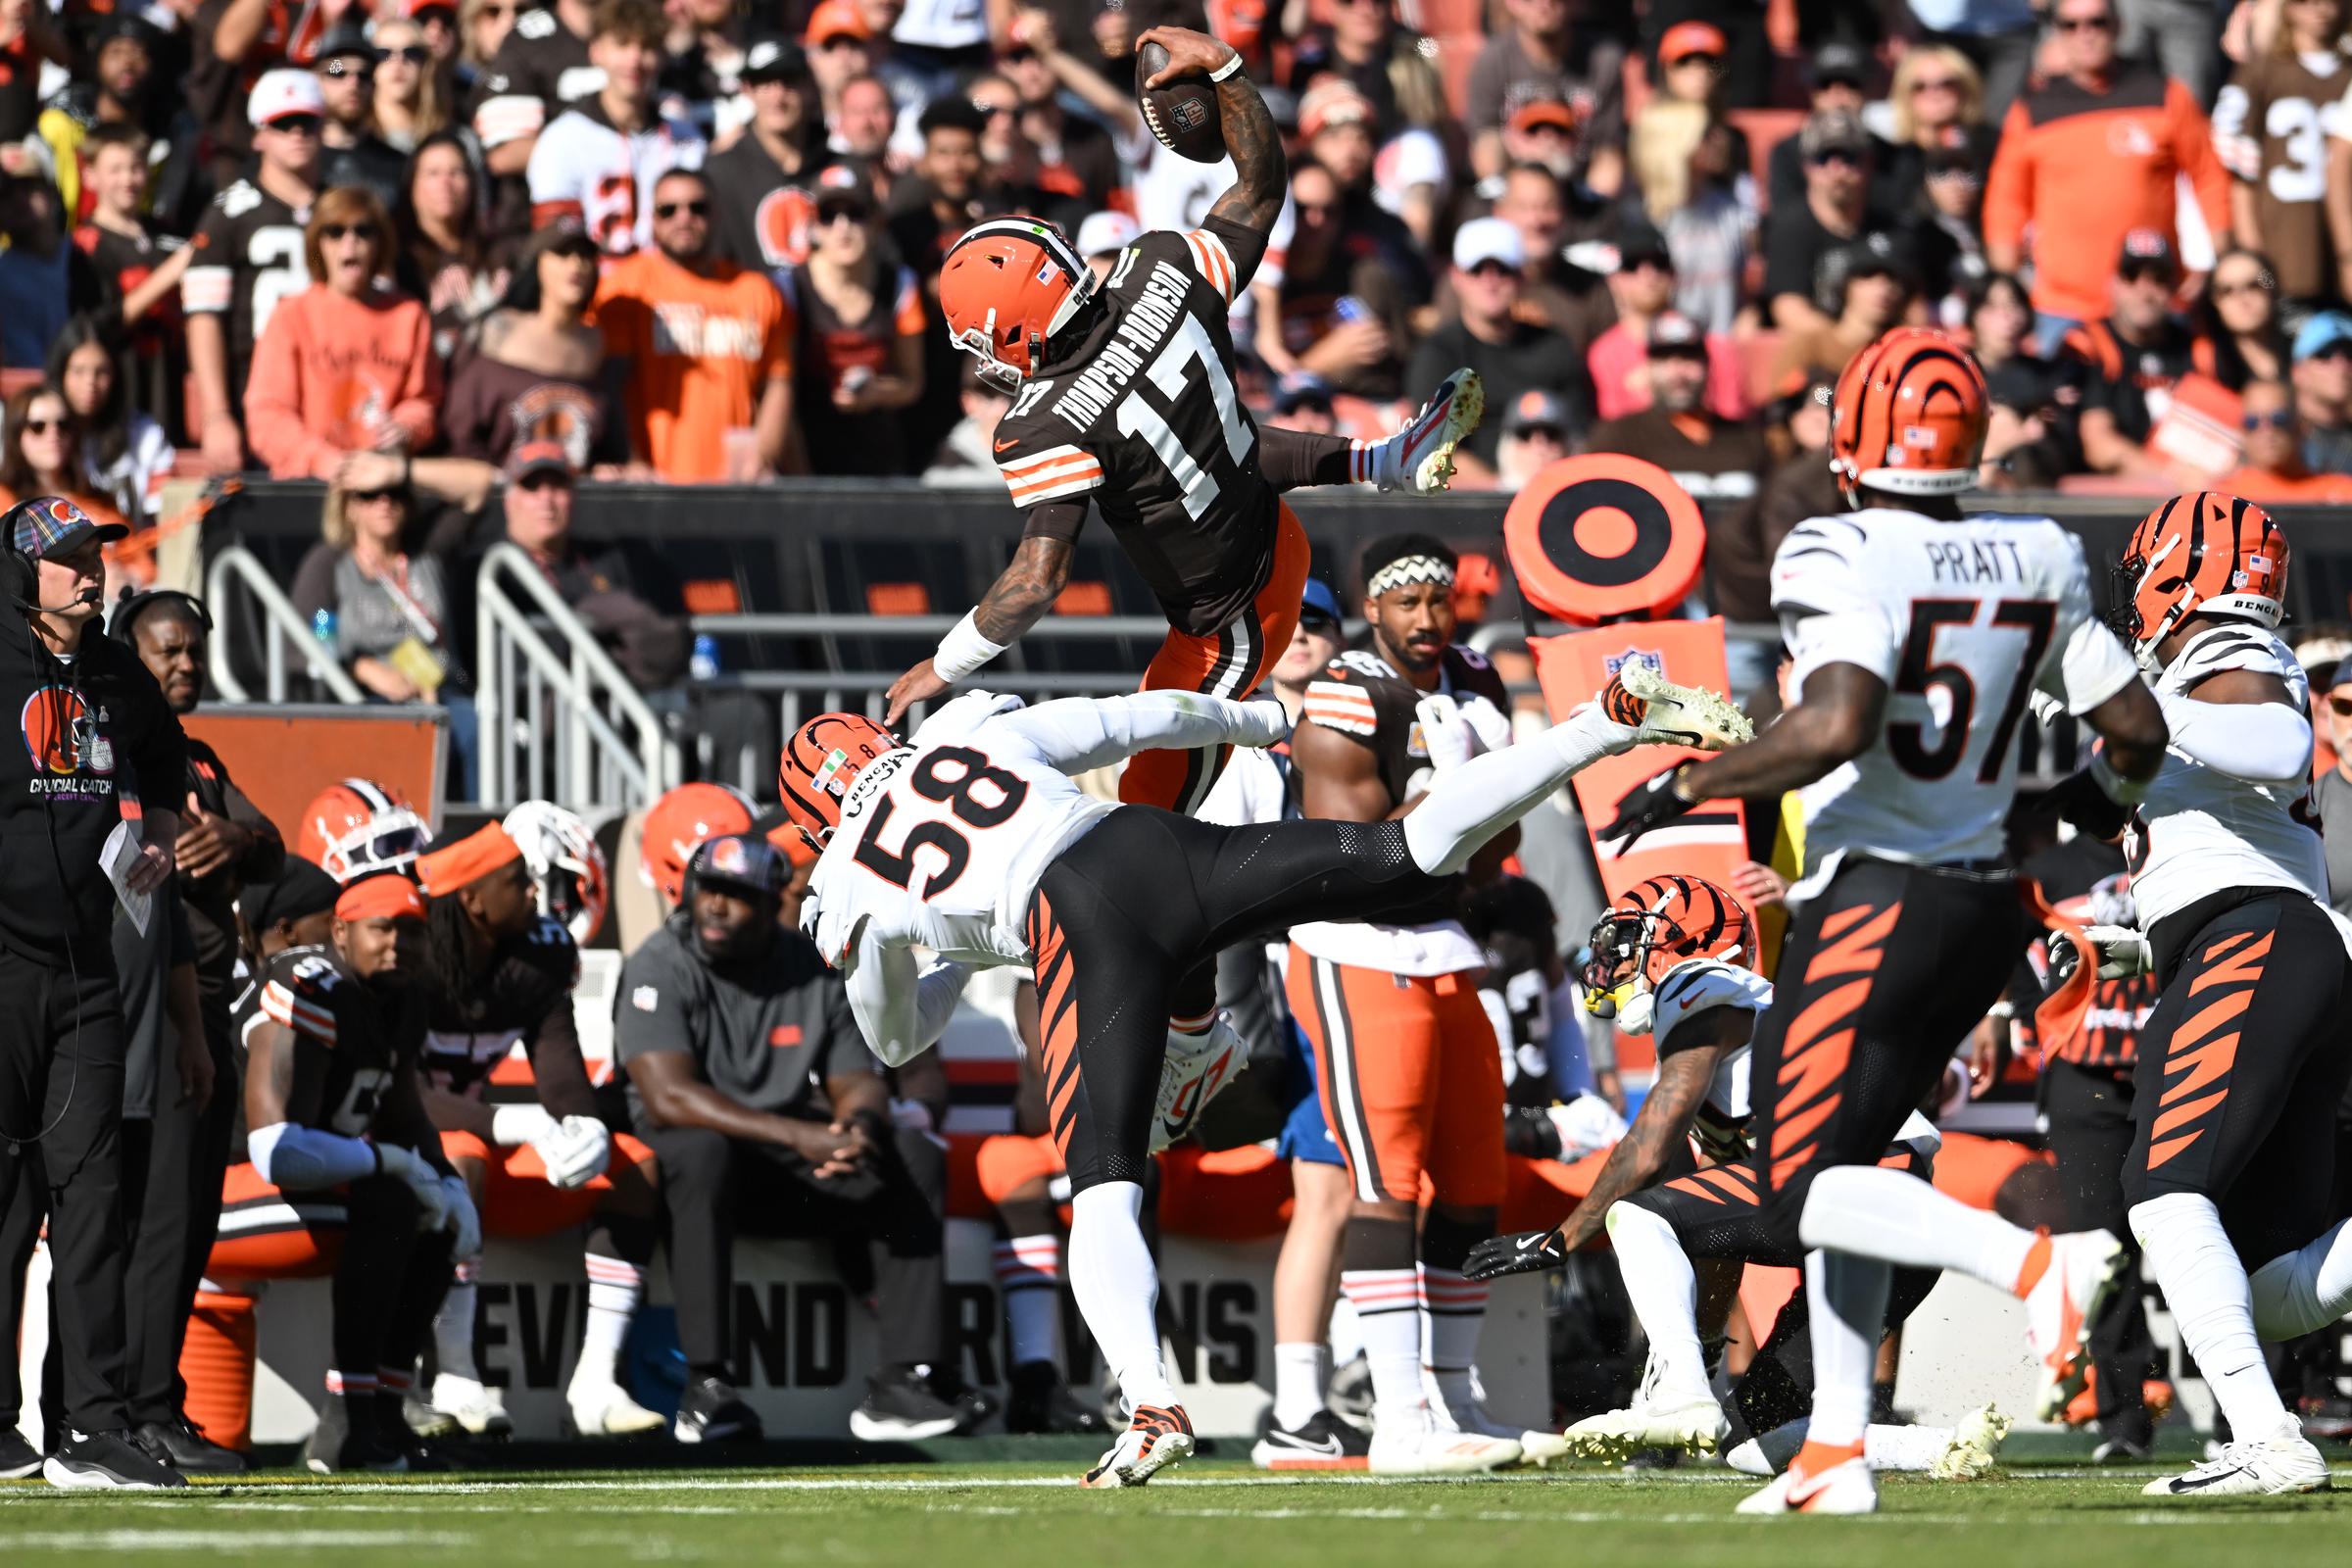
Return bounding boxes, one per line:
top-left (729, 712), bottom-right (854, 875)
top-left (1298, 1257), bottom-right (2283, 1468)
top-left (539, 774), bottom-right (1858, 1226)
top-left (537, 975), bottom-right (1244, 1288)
top-left (1548, 1009), bottom-right (1745, 1252)
top-left (884, 534), bottom-right (1075, 725)
top-left (1139, 25), bottom-right (1287, 243)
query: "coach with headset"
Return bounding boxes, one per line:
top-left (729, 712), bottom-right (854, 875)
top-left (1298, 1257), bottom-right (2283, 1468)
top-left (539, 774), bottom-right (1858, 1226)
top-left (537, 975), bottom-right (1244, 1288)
top-left (0, 497), bottom-right (188, 1489)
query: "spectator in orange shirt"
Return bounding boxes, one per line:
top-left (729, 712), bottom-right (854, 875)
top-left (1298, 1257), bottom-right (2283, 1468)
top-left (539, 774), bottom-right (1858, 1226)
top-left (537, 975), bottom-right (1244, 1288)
top-left (594, 168), bottom-right (794, 481)
top-left (2220, 378), bottom-right (2352, 501)
top-left (1982, 0), bottom-right (2230, 349)
top-left (243, 188), bottom-right (442, 481)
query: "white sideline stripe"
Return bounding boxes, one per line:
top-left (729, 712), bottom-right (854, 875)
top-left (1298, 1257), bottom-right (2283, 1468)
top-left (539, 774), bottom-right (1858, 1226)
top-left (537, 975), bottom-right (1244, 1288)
top-left (0, 1530), bottom-right (469, 1550)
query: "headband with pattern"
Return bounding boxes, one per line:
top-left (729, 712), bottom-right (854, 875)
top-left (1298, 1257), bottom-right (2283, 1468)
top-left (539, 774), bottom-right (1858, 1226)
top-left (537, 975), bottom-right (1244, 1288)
top-left (1366, 555), bottom-right (1456, 598)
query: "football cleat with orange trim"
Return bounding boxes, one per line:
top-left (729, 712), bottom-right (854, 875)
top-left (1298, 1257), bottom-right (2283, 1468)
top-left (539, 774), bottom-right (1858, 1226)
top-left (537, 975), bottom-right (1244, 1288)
top-left (1605, 659), bottom-right (1754, 751)
top-left (1736, 1450), bottom-right (1879, 1514)
top-left (2109, 491), bottom-right (2288, 672)
top-left (1377, 368), bottom-right (1486, 494)
top-left (1150, 1016), bottom-right (1242, 1153)
top-left (2023, 1229), bottom-right (2128, 1421)
top-left (1082, 1403), bottom-right (1196, 1487)
top-left (1829, 325), bottom-right (1988, 505)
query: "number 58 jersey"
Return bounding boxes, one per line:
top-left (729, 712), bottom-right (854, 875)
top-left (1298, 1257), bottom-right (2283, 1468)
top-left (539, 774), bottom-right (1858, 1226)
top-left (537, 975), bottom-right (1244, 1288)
top-left (1772, 509), bottom-right (2142, 879)
top-left (988, 216), bottom-right (1275, 637)
top-left (804, 696), bottom-right (1122, 973)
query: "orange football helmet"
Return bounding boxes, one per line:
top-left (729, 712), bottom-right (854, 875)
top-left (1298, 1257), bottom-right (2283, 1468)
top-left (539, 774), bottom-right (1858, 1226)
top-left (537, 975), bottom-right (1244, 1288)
top-left (1580, 874), bottom-right (1754, 1018)
top-left (1829, 325), bottom-right (1988, 503)
top-left (2110, 491), bottom-right (2288, 670)
top-left (778, 712), bottom-right (901, 848)
top-left (939, 218), bottom-right (1096, 392)
top-left (639, 782), bottom-right (753, 906)
top-left (298, 778), bottom-right (432, 884)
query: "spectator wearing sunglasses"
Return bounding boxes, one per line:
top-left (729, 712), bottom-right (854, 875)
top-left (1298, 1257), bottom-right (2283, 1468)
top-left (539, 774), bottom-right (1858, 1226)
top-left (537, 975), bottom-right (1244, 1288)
top-left (314, 23), bottom-right (409, 211)
top-left (1764, 38), bottom-right (1892, 215)
top-left (2290, 311), bottom-right (2352, 475)
top-left (2217, 378), bottom-right (2352, 502)
top-left (781, 177), bottom-right (924, 476)
top-left (2064, 228), bottom-right (2202, 484)
top-left (2309, 660), bottom-right (2352, 916)
top-left (2193, 247), bottom-right (2289, 393)
top-left (1760, 109), bottom-right (1896, 334)
top-left (371, 16), bottom-right (452, 153)
top-left (1982, 0), bottom-right (2230, 350)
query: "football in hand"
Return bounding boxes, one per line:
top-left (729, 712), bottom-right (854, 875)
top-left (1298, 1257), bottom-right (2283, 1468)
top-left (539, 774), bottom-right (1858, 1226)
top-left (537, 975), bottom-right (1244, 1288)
top-left (1136, 40), bottom-right (1227, 164)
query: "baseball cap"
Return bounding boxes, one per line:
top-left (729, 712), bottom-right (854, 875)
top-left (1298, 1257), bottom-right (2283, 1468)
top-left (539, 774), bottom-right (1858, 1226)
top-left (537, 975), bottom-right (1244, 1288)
top-left (1076, 210), bottom-right (1141, 259)
top-left (7, 496), bottom-right (128, 561)
top-left (805, 0), bottom-right (870, 44)
top-left (2294, 311), bottom-right (2352, 362)
top-left (90, 14), bottom-right (161, 51)
top-left (1615, 224), bottom-right (1673, 272)
top-left (742, 37), bottom-right (812, 82)
top-left (691, 833), bottom-right (789, 898)
top-left (1508, 99), bottom-right (1578, 137)
top-left (403, 0), bottom-right (459, 16)
top-left (520, 219), bottom-right (599, 266)
top-left (1984, 357), bottom-right (2054, 415)
top-left (1275, 373), bottom-right (1335, 416)
top-left (1503, 387), bottom-right (1569, 435)
top-left (1648, 311), bottom-right (1707, 356)
top-left (506, 440), bottom-right (576, 484)
top-left (1659, 20), bottom-right (1727, 64)
top-left (1452, 216), bottom-right (1526, 272)
top-left (1812, 38), bottom-right (1870, 87)
top-left (1299, 78), bottom-right (1374, 140)
top-left (249, 68), bottom-right (325, 127)
top-left (2117, 226), bottom-right (2178, 277)
top-left (1298, 577), bottom-right (1345, 627)
top-left (315, 20), bottom-right (373, 62)
top-left (1800, 108), bottom-right (1869, 162)
top-left (1373, 128), bottom-right (1450, 216)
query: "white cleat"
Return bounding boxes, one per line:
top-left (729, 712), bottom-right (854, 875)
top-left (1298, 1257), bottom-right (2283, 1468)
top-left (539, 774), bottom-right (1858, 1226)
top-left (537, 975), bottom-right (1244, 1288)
top-left (1081, 1405), bottom-right (1196, 1489)
top-left (1150, 1017), bottom-right (1241, 1153)
top-left (1727, 1436), bottom-right (1775, 1477)
top-left (428, 1373), bottom-right (513, 1438)
top-left (1736, 1454), bottom-right (1879, 1514)
top-left (2023, 1230), bottom-right (2126, 1421)
top-left (1928, 1404), bottom-right (2012, 1482)
top-left (1438, 1396), bottom-right (1569, 1468)
top-left (1379, 368), bottom-right (1485, 494)
top-left (567, 1381), bottom-right (667, 1438)
top-left (1608, 661), bottom-right (1754, 752)
top-left (2141, 1425), bottom-right (2331, 1497)
top-left (1368, 1424), bottom-right (1522, 1475)
top-left (1563, 1396), bottom-right (1731, 1463)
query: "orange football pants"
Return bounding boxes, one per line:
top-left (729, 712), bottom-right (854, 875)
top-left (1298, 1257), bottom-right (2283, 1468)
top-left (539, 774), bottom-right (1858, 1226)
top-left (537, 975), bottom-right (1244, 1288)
top-left (1287, 947), bottom-right (1507, 1207)
top-left (1119, 501), bottom-right (1309, 814)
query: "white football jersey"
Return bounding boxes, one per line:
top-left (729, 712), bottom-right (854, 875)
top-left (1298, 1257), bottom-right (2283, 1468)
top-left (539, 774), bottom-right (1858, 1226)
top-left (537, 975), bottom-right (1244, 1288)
top-left (1773, 510), bottom-right (2141, 881)
top-left (2130, 624), bottom-right (2328, 930)
top-left (525, 102), bottom-right (708, 258)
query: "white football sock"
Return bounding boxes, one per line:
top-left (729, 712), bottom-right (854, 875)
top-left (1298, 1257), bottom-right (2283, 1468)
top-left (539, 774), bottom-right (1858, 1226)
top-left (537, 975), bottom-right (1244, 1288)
top-left (1340, 1266), bottom-right (1426, 1435)
top-left (1272, 1341), bottom-right (1331, 1431)
top-left (1348, 438), bottom-right (1392, 487)
top-left (1749, 1418), bottom-right (1956, 1474)
top-left (434, 1264), bottom-right (480, 1383)
top-left (1418, 1264), bottom-right (1487, 1421)
top-left (1805, 1248), bottom-right (1888, 1449)
top-left (1327, 1292), bottom-right (1363, 1365)
top-left (1403, 707), bottom-right (1635, 876)
top-left (2131, 1193), bottom-right (2291, 1439)
top-left (575, 1253), bottom-right (643, 1388)
top-left (2249, 1218), bottom-right (2352, 1341)
top-left (1799, 1164), bottom-right (2037, 1291)
top-left (1070, 1182), bottom-right (1177, 1410)
top-left (1606, 1202), bottom-right (1711, 1401)
top-left (994, 1234), bottom-right (1063, 1368)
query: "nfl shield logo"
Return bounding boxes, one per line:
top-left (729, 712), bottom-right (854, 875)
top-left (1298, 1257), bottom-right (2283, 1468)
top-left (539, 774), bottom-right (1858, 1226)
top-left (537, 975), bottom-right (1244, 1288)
top-left (1602, 648), bottom-right (1665, 679)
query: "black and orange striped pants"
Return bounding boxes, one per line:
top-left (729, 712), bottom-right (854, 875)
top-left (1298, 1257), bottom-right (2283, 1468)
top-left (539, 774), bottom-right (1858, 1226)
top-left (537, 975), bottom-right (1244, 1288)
top-left (2124, 887), bottom-right (2350, 1266)
top-left (1741, 856), bottom-right (2024, 1253)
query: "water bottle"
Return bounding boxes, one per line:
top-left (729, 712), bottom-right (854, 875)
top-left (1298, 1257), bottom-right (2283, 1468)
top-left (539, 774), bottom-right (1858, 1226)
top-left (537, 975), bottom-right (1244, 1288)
top-left (690, 634), bottom-right (720, 681)
top-left (312, 608), bottom-right (338, 659)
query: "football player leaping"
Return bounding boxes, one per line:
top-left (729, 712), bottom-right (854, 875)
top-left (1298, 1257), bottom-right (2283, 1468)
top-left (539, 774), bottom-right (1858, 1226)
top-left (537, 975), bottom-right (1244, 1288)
top-left (2075, 494), bottom-right (2352, 1499)
top-left (779, 668), bottom-right (1752, 1487)
top-left (1593, 326), bottom-right (2171, 1514)
top-left (885, 23), bottom-right (1484, 821)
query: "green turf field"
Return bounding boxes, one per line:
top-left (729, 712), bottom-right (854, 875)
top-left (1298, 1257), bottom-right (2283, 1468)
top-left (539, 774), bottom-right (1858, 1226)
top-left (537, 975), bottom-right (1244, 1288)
top-left (1, 1458), bottom-right (2345, 1568)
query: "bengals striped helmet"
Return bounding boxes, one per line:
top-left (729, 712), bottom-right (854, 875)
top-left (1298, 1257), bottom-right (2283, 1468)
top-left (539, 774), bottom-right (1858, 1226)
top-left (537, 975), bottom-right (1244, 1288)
top-left (778, 712), bottom-right (902, 848)
top-left (1829, 325), bottom-right (1988, 503)
top-left (1580, 874), bottom-right (1754, 1018)
top-left (939, 218), bottom-right (1098, 393)
top-left (298, 778), bottom-right (433, 885)
top-left (639, 782), bottom-right (752, 906)
top-left (2110, 492), bottom-right (2288, 671)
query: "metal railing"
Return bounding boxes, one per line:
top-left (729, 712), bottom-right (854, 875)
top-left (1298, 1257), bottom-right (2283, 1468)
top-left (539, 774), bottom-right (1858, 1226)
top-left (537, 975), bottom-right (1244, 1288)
top-left (204, 545), bottom-right (367, 705)
top-left (475, 542), bottom-right (678, 810)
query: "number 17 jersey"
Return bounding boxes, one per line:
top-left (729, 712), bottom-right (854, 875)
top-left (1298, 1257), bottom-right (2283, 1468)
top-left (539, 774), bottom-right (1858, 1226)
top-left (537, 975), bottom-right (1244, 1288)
top-left (1771, 509), bottom-right (2141, 878)
top-left (989, 215), bottom-right (1275, 636)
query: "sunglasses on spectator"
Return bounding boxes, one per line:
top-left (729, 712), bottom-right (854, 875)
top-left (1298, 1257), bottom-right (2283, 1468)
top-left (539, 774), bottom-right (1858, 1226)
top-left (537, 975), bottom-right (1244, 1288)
top-left (1465, 260), bottom-right (1520, 278)
top-left (348, 487), bottom-right (403, 503)
top-left (2243, 409), bottom-right (2296, 431)
top-left (378, 45), bottom-right (431, 64)
top-left (270, 115), bottom-right (323, 135)
top-left (515, 472), bottom-right (572, 492)
top-left (2329, 694), bottom-right (2352, 715)
top-left (656, 199), bottom-right (710, 218)
top-left (1910, 76), bottom-right (1962, 93)
top-left (817, 202), bottom-right (870, 225)
top-left (475, 4), bottom-right (512, 19)
top-left (2212, 276), bottom-right (2274, 299)
top-left (1516, 424), bottom-right (1566, 443)
top-left (18, 417), bottom-right (62, 435)
top-left (814, 33), bottom-right (862, 50)
top-left (1809, 148), bottom-right (1863, 169)
top-left (1001, 46), bottom-right (1038, 65)
top-left (322, 58), bottom-right (373, 78)
top-left (320, 223), bottom-right (378, 241)
top-left (2116, 262), bottom-right (2173, 284)
top-left (1669, 52), bottom-right (1722, 70)
top-left (2056, 14), bottom-right (2116, 31)
top-left (1298, 610), bottom-right (1340, 632)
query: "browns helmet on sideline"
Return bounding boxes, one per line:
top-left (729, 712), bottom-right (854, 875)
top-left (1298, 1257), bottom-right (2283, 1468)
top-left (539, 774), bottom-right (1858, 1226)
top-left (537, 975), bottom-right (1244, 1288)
top-left (939, 218), bottom-right (1100, 392)
top-left (777, 712), bottom-right (901, 848)
top-left (639, 782), bottom-right (753, 906)
top-left (2109, 491), bottom-right (2289, 671)
top-left (1829, 325), bottom-right (1988, 504)
top-left (1580, 873), bottom-right (1755, 1018)
top-left (297, 778), bottom-right (433, 884)
top-left (504, 800), bottom-right (611, 943)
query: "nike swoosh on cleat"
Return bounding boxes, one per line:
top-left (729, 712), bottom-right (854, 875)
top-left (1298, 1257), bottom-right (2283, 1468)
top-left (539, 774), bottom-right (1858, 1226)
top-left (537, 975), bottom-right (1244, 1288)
top-left (2167, 1467), bottom-right (2249, 1493)
top-left (1268, 1434), bottom-right (1345, 1457)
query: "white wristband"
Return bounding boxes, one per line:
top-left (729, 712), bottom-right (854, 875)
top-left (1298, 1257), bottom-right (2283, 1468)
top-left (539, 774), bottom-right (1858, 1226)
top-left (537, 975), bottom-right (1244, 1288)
top-left (1208, 52), bottom-right (1245, 82)
top-left (2090, 749), bottom-right (2150, 808)
top-left (933, 610), bottom-right (1007, 683)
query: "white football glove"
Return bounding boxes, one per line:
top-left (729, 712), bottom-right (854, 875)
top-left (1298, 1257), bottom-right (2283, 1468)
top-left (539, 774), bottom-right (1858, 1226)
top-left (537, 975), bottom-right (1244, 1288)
top-left (440, 1171), bottom-right (482, 1258)
top-left (2084, 923), bottom-right (2152, 979)
top-left (490, 1103), bottom-right (559, 1149)
top-left (1415, 693), bottom-right (1476, 775)
top-left (1233, 694), bottom-right (1292, 749)
top-left (1544, 1094), bottom-right (1629, 1163)
top-left (1455, 693), bottom-right (1514, 756)
top-left (535, 1114), bottom-right (612, 1190)
top-left (2028, 688), bottom-right (2065, 725)
top-left (373, 1142), bottom-right (447, 1229)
